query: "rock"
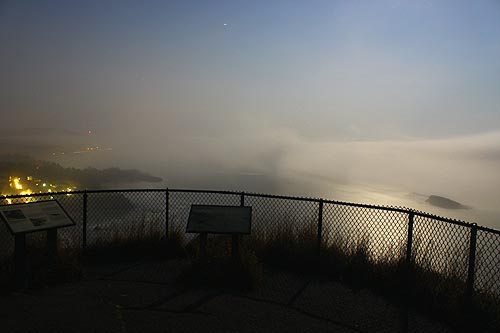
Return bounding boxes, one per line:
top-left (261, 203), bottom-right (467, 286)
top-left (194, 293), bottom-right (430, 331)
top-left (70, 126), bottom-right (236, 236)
top-left (426, 195), bottom-right (467, 210)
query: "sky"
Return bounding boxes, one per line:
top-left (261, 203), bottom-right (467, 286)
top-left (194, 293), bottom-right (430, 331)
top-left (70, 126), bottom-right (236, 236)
top-left (1, 1), bottom-right (500, 225)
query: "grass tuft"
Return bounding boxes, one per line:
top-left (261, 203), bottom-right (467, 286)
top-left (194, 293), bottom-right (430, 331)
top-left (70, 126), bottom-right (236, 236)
top-left (83, 227), bottom-right (185, 263)
top-left (179, 234), bottom-right (263, 290)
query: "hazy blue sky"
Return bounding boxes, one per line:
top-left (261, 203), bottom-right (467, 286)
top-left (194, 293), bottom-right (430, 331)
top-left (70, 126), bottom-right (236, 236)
top-left (1, 1), bottom-right (500, 225)
top-left (2, 0), bottom-right (500, 138)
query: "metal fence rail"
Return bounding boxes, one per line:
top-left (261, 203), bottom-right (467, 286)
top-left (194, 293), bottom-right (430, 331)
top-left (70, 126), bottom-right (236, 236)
top-left (1, 188), bottom-right (499, 313)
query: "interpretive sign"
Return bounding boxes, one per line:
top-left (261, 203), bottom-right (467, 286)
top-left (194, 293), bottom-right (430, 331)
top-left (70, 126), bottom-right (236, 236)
top-left (186, 205), bottom-right (252, 234)
top-left (0, 200), bottom-right (75, 235)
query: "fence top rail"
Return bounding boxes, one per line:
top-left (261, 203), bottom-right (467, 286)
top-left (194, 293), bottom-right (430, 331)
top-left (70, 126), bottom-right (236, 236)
top-left (86, 188), bottom-right (167, 194)
top-left (237, 191), bottom-right (322, 203)
top-left (411, 209), bottom-right (477, 228)
top-left (3, 191), bottom-right (85, 198)
top-left (169, 188), bottom-right (242, 196)
top-left (1, 189), bottom-right (167, 198)
top-left (170, 189), bottom-right (419, 215)
top-left (169, 188), bottom-right (327, 203)
top-left (476, 225), bottom-right (500, 235)
top-left (2, 187), bottom-right (498, 234)
top-left (322, 199), bottom-right (410, 214)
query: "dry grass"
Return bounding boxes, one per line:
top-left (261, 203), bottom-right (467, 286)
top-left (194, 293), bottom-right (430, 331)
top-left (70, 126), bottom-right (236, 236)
top-left (83, 221), bottom-right (185, 263)
top-left (244, 223), bottom-right (499, 332)
top-left (0, 213), bottom-right (498, 331)
top-left (178, 234), bottom-right (263, 290)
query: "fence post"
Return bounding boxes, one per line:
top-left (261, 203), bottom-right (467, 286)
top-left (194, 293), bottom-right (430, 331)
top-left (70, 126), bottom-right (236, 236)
top-left (406, 211), bottom-right (415, 265)
top-left (82, 190), bottom-right (88, 251)
top-left (401, 210), bottom-right (415, 332)
top-left (165, 188), bottom-right (170, 239)
top-left (465, 224), bottom-right (478, 311)
top-left (317, 199), bottom-right (324, 256)
top-left (240, 192), bottom-right (245, 207)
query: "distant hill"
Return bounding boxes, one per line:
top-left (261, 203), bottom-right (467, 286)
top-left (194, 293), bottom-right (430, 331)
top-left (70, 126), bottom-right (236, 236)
top-left (0, 155), bottom-right (162, 192)
top-left (426, 195), bottom-right (468, 210)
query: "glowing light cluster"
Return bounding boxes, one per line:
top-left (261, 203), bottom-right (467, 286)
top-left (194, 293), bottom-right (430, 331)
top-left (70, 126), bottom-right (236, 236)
top-left (2, 175), bottom-right (77, 203)
top-left (10, 177), bottom-right (23, 190)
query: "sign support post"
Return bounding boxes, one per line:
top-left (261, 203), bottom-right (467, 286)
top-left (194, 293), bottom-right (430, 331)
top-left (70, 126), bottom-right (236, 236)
top-left (14, 233), bottom-right (26, 290)
top-left (232, 234), bottom-right (240, 261)
top-left (47, 229), bottom-right (58, 274)
top-left (199, 233), bottom-right (208, 264)
top-left (0, 200), bottom-right (76, 289)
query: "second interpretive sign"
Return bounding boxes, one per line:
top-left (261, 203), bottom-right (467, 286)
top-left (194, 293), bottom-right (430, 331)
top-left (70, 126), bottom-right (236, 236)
top-left (186, 205), bottom-right (252, 234)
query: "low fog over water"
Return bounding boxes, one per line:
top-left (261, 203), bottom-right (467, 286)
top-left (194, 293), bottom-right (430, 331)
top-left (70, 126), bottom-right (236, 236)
top-left (1, 1), bottom-right (499, 228)
top-left (1, 127), bottom-right (499, 228)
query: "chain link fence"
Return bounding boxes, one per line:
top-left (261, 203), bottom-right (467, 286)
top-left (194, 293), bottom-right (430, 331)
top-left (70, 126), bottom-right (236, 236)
top-left (85, 190), bottom-right (166, 248)
top-left (323, 203), bottom-right (409, 263)
top-left (1, 188), bottom-right (499, 327)
top-left (245, 194), bottom-right (319, 246)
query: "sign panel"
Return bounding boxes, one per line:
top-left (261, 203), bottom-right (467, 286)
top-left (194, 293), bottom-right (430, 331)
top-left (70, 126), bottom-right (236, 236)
top-left (186, 205), bottom-right (252, 234)
top-left (0, 200), bottom-right (75, 234)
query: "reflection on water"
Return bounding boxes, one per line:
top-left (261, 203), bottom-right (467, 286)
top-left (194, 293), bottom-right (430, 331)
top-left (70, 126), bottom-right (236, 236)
top-left (165, 171), bottom-right (500, 230)
top-left (327, 183), bottom-right (500, 230)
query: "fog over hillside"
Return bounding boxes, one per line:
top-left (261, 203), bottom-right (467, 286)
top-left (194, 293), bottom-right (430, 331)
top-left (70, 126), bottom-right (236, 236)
top-left (1, 127), bottom-right (498, 228)
top-left (1, 1), bottom-right (500, 228)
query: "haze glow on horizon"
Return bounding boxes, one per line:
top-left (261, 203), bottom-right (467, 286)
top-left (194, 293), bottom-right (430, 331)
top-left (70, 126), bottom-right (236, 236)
top-left (1, 0), bottom-right (500, 226)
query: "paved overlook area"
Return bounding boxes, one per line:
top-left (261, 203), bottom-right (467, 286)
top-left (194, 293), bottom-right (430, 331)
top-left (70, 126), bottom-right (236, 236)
top-left (0, 259), bottom-right (451, 333)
